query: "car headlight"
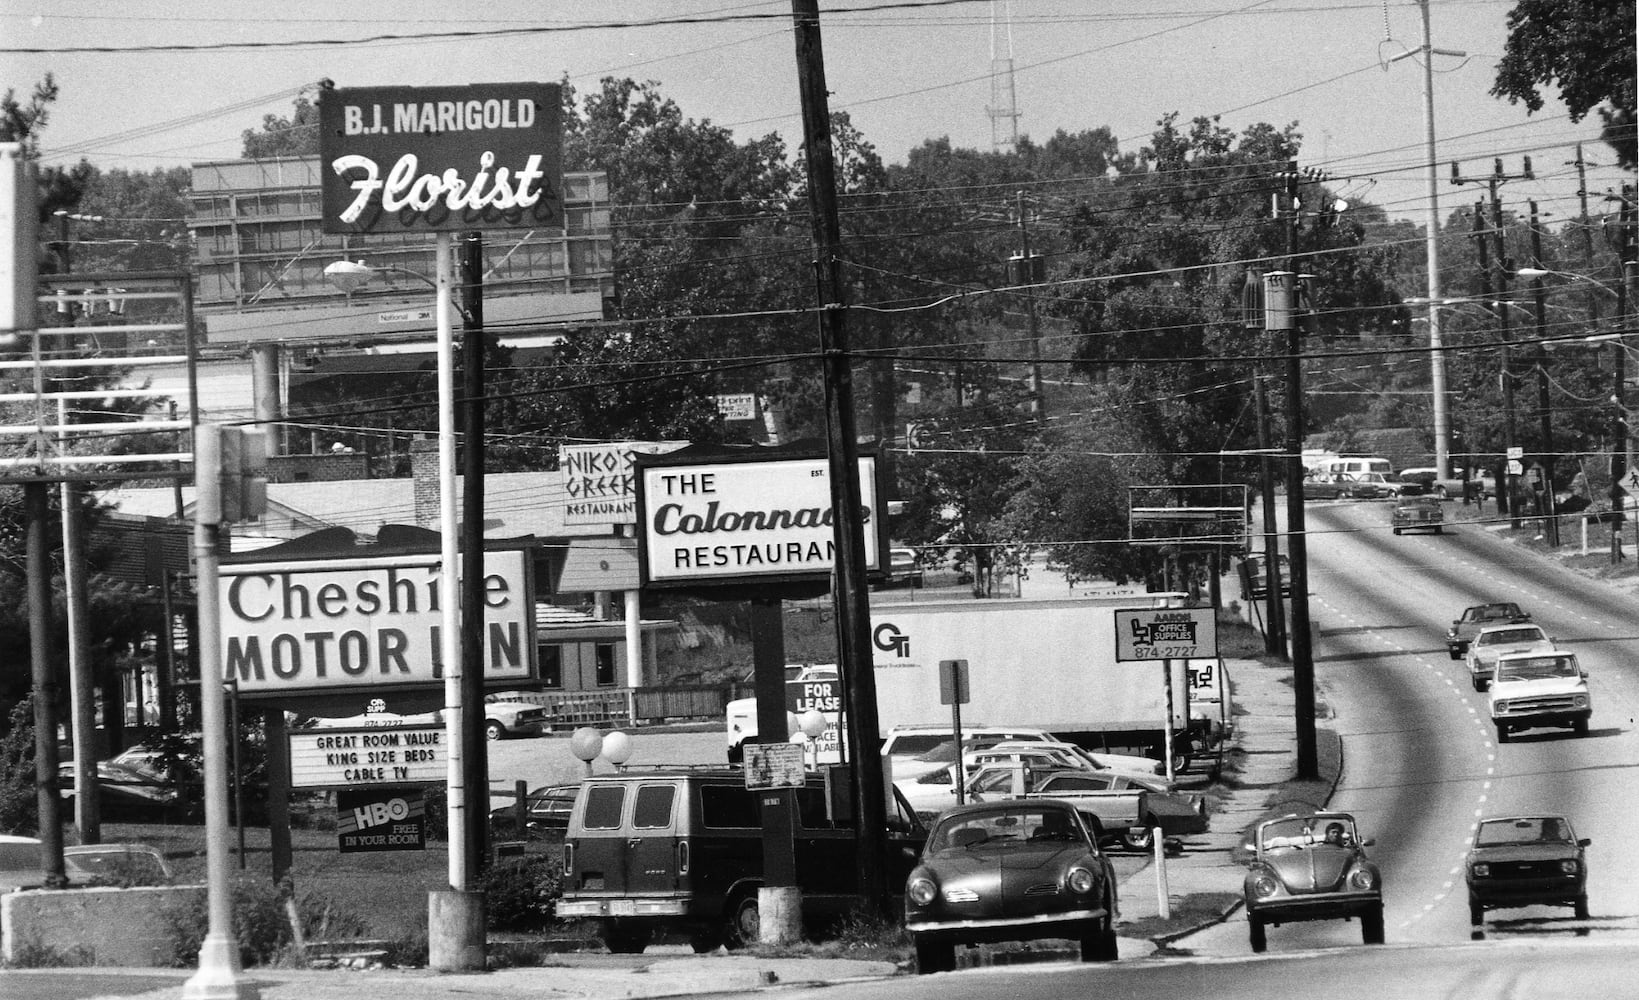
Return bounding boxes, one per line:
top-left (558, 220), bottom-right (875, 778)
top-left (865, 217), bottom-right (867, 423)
top-left (1494, 700), bottom-right (1509, 713)
top-left (1560, 860), bottom-right (1579, 875)
top-left (1572, 695), bottom-right (1588, 709)
top-left (1348, 868), bottom-right (1377, 891)
top-left (907, 876), bottom-right (939, 906)
top-left (1067, 866), bottom-right (1096, 894)
top-left (1471, 862), bottom-right (1490, 878)
top-left (1250, 872), bottom-right (1281, 899)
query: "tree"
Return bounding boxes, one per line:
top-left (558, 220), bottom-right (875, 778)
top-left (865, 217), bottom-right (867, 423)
top-left (241, 96), bottom-right (319, 158)
top-left (1491, 0), bottom-right (1637, 168)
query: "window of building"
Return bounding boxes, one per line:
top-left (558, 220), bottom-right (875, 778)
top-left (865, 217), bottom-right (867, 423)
top-left (540, 646), bottom-right (563, 689)
top-left (594, 644), bottom-right (615, 687)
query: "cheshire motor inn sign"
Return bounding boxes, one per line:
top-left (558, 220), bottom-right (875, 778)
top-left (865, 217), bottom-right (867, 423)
top-left (319, 82), bottom-right (562, 234)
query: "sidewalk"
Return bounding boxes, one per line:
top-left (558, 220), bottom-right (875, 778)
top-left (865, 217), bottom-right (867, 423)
top-left (0, 655), bottom-right (1336, 1000)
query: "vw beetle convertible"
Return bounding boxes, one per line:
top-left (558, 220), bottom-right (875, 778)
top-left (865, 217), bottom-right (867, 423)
top-left (1243, 811), bottom-right (1384, 953)
top-left (905, 799), bottom-right (1118, 973)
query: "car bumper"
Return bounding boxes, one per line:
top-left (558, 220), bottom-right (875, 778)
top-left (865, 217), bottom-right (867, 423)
top-left (558, 894), bottom-right (696, 919)
top-left (1247, 890), bottom-right (1381, 925)
top-left (1469, 877), bottom-right (1585, 908)
top-left (908, 905), bottom-right (1110, 943)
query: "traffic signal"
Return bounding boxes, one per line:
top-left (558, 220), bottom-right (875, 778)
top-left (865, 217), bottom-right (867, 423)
top-left (195, 424), bottom-right (269, 524)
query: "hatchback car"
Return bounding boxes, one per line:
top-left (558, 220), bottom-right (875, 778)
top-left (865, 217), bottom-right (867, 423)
top-left (1465, 623), bottom-right (1555, 692)
top-left (905, 799), bottom-right (1119, 973)
top-left (1391, 496), bottom-right (1444, 534)
top-left (1242, 811), bottom-right (1384, 953)
top-left (1466, 815), bottom-right (1589, 928)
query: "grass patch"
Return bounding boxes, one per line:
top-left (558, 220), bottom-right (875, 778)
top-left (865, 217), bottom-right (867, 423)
top-left (1118, 891), bottom-right (1242, 941)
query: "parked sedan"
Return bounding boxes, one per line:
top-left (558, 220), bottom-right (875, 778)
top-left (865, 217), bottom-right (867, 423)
top-left (1466, 815), bottom-right (1589, 929)
top-left (1465, 623), bottom-right (1555, 692)
top-left (1391, 496), bottom-right (1444, 534)
top-left (1243, 811), bottom-right (1384, 953)
top-left (905, 799), bottom-right (1119, 973)
top-left (1303, 472), bottom-right (1398, 500)
top-left (489, 783), bottom-right (578, 839)
top-left (1023, 768), bottom-right (1209, 851)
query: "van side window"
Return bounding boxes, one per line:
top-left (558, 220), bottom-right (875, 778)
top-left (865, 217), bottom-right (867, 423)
top-left (632, 784), bottom-right (677, 829)
top-left (583, 785), bottom-right (626, 830)
top-left (700, 785), bottom-right (759, 828)
top-left (795, 787), bottom-right (835, 829)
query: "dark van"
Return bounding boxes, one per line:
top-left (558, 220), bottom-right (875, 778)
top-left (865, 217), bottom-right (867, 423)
top-left (556, 766), bottom-right (926, 953)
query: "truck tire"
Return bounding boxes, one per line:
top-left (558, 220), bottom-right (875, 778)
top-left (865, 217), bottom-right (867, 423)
top-left (1573, 717), bottom-right (1589, 736)
top-left (725, 891), bottom-right (760, 949)
top-left (1495, 724), bottom-right (1509, 744)
top-left (1248, 915), bottom-right (1267, 953)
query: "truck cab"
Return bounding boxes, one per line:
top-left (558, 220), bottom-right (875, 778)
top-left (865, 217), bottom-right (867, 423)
top-left (1489, 650), bottom-right (1591, 742)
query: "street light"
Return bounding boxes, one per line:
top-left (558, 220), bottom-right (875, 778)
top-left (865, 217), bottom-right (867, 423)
top-left (324, 243), bottom-right (475, 917)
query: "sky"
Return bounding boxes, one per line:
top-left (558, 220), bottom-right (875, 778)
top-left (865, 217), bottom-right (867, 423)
top-left (0, 0), bottom-right (1631, 228)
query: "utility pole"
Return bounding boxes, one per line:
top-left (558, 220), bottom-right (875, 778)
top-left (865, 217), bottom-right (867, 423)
top-left (458, 232), bottom-right (488, 879)
top-left (790, 0), bottom-right (889, 919)
top-left (1455, 158), bottom-right (1532, 527)
top-left (1614, 189), bottom-right (1635, 563)
top-left (1275, 161), bottom-right (1317, 781)
top-left (1253, 376), bottom-right (1287, 658)
top-left (1014, 191), bottom-right (1046, 419)
top-left (1527, 201), bottom-right (1559, 545)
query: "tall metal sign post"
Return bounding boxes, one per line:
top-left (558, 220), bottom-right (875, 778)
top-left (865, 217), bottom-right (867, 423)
top-left (318, 80), bottom-right (563, 971)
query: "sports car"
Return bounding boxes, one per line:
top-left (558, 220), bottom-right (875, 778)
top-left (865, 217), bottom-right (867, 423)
top-left (1466, 815), bottom-right (1590, 928)
top-left (1242, 811), bottom-right (1384, 953)
top-left (905, 799), bottom-right (1119, 973)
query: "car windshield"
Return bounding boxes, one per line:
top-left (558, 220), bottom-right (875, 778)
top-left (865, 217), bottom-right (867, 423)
top-left (1496, 655), bottom-right (1578, 681)
top-left (1260, 816), bottom-right (1357, 850)
top-left (930, 807), bottom-right (1082, 851)
top-left (1475, 817), bottom-right (1573, 847)
top-left (1479, 627), bottom-right (1544, 646)
top-left (1477, 604), bottom-right (1522, 621)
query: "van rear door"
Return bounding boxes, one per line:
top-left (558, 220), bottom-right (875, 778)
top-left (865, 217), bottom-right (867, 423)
top-left (627, 782), bottom-right (681, 895)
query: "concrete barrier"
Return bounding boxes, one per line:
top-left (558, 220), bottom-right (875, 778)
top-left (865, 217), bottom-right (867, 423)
top-left (1, 884), bottom-right (204, 966)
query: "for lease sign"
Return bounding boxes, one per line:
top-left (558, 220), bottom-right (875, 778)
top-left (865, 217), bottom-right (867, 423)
top-left (219, 550), bottom-right (534, 695)
top-left (318, 82), bottom-right (562, 234)
top-left (636, 455), bottom-right (882, 586)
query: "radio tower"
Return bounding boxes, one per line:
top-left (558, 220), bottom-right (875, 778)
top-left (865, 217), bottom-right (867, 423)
top-left (988, 1), bottom-right (1020, 152)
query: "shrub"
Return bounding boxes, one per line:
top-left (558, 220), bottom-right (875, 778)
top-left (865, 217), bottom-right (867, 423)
top-left (480, 855), bottom-right (563, 932)
top-left (158, 872), bottom-right (370, 968)
top-left (0, 698), bottom-right (38, 836)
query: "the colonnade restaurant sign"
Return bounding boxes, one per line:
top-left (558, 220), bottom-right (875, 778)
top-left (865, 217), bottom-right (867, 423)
top-left (218, 550), bottom-right (535, 696)
top-left (319, 81), bottom-right (562, 234)
top-left (634, 453), bottom-right (884, 587)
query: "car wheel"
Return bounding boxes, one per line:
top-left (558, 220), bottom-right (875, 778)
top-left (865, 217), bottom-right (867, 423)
top-left (1469, 897), bottom-right (1484, 926)
top-left (1121, 825), bottom-right (1155, 852)
top-left (1248, 915), bottom-right (1267, 954)
top-left (1573, 717), bottom-right (1589, 736)
top-left (1361, 905), bottom-right (1386, 945)
top-left (485, 721), bottom-right (505, 741)
top-left (1495, 724), bottom-right (1509, 744)
top-left (725, 891), bottom-right (760, 949)
top-left (1470, 677), bottom-right (1483, 692)
top-left (602, 921), bottom-right (652, 954)
top-left (1434, 486), bottom-right (1448, 499)
top-left (915, 937), bottom-right (956, 974)
top-left (1434, 525), bottom-right (1444, 534)
top-left (1448, 649), bottom-right (1462, 661)
top-left (1079, 906), bottom-right (1119, 962)
top-left (1574, 894), bottom-right (1590, 920)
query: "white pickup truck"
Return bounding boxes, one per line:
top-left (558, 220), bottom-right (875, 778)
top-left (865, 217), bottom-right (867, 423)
top-left (1489, 650), bottom-right (1591, 743)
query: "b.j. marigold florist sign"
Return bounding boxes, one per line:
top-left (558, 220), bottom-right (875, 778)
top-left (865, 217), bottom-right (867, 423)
top-left (635, 454), bottom-right (882, 587)
top-left (319, 81), bottom-right (562, 234)
top-left (219, 551), bottom-right (535, 695)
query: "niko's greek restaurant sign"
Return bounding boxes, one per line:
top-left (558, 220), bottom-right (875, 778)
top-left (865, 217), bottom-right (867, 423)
top-left (635, 454), bottom-right (883, 587)
top-left (218, 551), bottom-right (535, 695)
top-left (319, 82), bottom-right (562, 234)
